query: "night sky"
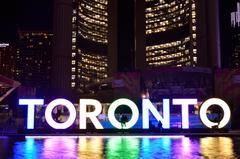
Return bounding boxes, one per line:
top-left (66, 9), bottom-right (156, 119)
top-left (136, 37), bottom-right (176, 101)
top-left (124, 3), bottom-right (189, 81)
top-left (0, 0), bottom-right (53, 42)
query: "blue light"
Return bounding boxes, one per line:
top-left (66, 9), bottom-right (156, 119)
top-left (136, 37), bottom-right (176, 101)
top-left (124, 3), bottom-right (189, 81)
top-left (142, 99), bottom-right (170, 129)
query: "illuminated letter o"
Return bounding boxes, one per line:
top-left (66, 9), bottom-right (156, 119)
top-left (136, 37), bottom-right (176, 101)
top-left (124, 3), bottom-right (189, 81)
top-left (199, 98), bottom-right (231, 128)
top-left (108, 98), bottom-right (139, 129)
top-left (45, 99), bottom-right (76, 129)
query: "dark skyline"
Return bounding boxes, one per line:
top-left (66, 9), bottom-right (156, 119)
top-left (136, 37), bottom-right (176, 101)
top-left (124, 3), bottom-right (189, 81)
top-left (0, 0), bottom-right (53, 42)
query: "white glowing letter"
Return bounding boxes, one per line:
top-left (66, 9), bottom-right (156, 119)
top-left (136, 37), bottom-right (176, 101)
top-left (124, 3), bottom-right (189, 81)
top-left (19, 99), bottom-right (44, 129)
top-left (142, 99), bottom-right (170, 129)
top-left (172, 99), bottom-right (198, 129)
top-left (199, 98), bottom-right (231, 128)
top-left (79, 99), bottom-right (103, 129)
top-left (45, 99), bottom-right (76, 129)
top-left (108, 98), bottom-right (139, 129)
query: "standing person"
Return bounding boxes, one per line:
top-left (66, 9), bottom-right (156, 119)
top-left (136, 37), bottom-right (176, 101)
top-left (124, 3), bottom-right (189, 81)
top-left (120, 114), bottom-right (127, 128)
top-left (123, 115), bottom-right (128, 127)
top-left (119, 113), bottom-right (123, 128)
top-left (56, 107), bottom-right (62, 122)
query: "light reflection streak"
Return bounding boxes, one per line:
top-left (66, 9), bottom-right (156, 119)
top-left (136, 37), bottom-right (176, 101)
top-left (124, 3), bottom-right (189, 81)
top-left (12, 138), bottom-right (40, 159)
top-left (182, 137), bottom-right (191, 153)
top-left (140, 137), bottom-right (172, 159)
top-left (42, 137), bottom-right (77, 159)
top-left (106, 137), bottom-right (140, 159)
top-left (5, 136), bottom-right (238, 159)
top-left (200, 137), bottom-right (235, 158)
top-left (78, 137), bottom-right (104, 159)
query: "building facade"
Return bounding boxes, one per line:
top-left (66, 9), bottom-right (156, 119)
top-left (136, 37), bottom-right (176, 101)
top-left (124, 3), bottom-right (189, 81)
top-left (16, 31), bottom-right (53, 97)
top-left (71, 0), bottom-right (108, 93)
top-left (66, 0), bottom-right (220, 96)
top-left (230, 2), bottom-right (240, 68)
top-left (144, 0), bottom-right (197, 67)
top-left (0, 43), bottom-right (15, 78)
top-left (136, 0), bottom-right (221, 69)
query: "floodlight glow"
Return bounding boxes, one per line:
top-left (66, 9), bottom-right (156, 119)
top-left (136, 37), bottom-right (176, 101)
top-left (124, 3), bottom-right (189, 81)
top-left (142, 99), bottom-right (170, 129)
top-left (172, 99), bottom-right (198, 129)
top-left (79, 99), bottom-right (103, 129)
top-left (45, 99), bottom-right (76, 129)
top-left (199, 98), bottom-right (231, 128)
top-left (108, 98), bottom-right (139, 129)
top-left (19, 99), bottom-right (44, 129)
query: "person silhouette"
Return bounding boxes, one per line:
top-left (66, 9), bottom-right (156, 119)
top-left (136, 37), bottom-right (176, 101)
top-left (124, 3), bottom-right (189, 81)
top-left (120, 114), bottom-right (127, 128)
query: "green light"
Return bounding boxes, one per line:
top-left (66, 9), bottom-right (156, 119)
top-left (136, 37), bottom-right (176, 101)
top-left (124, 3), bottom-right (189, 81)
top-left (106, 137), bottom-right (140, 159)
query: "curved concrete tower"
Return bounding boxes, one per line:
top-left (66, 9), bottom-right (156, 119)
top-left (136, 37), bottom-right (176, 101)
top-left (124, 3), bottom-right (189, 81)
top-left (51, 0), bottom-right (72, 98)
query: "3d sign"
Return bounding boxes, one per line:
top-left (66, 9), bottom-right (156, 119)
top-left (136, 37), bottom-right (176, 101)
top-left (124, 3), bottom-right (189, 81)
top-left (19, 98), bottom-right (231, 130)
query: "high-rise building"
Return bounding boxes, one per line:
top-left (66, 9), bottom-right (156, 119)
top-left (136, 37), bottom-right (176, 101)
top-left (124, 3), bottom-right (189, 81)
top-left (52, 0), bottom-right (73, 98)
top-left (230, 2), bottom-right (240, 68)
top-left (136, 0), bottom-right (221, 69)
top-left (67, 0), bottom-right (221, 95)
top-left (219, 0), bottom-right (240, 68)
top-left (144, 0), bottom-right (197, 67)
top-left (16, 31), bottom-right (53, 97)
top-left (0, 43), bottom-right (15, 78)
top-left (71, 0), bottom-right (109, 93)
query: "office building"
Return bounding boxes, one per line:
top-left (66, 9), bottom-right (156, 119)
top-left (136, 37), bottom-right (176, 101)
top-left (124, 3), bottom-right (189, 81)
top-left (51, 0), bottom-right (221, 96)
top-left (71, 0), bottom-right (108, 93)
top-left (16, 31), bottom-right (53, 97)
top-left (230, 2), bottom-right (240, 68)
top-left (136, 0), bottom-right (221, 69)
top-left (0, 43), bottom-right (15, 78)
top-left (144, 0), bottom-right (197, 67)
top-left (52, 0), bottom-right (73, 98)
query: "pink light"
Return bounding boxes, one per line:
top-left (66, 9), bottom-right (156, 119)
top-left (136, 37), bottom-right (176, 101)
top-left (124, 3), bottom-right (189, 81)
top-left (25, 135), bottom-right (185, 139)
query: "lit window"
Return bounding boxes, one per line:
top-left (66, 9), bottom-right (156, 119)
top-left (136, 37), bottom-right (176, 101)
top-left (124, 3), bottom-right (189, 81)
top-left (193, 57), bottom-right (197, 62)
top-left (72, 38), bottom-right (76, 43)
top-left (71, 82), bottom-right (76, 87)
top-left (72, 68), bottom-right (76, 72)
top-left (72, 52), bottom-right (76, 57)
top-left (72, 75), bottom-right (76, 80)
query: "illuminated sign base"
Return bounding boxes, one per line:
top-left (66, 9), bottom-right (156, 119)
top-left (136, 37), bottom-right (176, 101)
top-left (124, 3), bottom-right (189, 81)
top-left (18, 127), bottom-right (230, 136)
